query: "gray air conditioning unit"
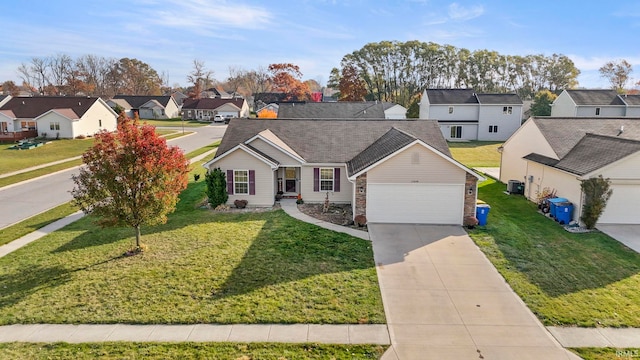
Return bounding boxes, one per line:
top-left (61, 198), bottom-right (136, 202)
top-left (507, 180), bottom-right (524, 195)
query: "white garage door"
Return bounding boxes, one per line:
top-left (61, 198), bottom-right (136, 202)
top-left (598, 184), bottom-right (640, 224)
top-left (367, 183), bottom-right (464, 224)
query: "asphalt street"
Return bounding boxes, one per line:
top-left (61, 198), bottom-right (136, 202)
top-left (0, 124), bottom-right (226, 229)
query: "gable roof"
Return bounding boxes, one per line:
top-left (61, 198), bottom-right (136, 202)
top-left (425, 89), bottom-right (477, 104)
top-left (35, 108), bottom-right (80, 121)
top-left (181, 98), bottom-right (245, 110)
top-left (112, 95), bottom-right (174, 109)
top-left (620, 94), bottom-right (640, 106)
top-left (553, 134), bottom-right (640, 175)
top-left (347, 127), bottom-right (416, 175)
top-left (475, 93), bottom-right (522, 105)
top-left (276, 102), bottom-right (400, 119)
top-left (564, 89), bottom-right (625, 106)
top-left (0, 96), bottom-right (100, 118)
top-left (140, 99), bottom-right (164, 109)
top-left (107, 98), bottom-right (132, 109)
top-left (216, 119), bottom-right (451, 166)
top-left (531, 117), bottom-right (640, 158)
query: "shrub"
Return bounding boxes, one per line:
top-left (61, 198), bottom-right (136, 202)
top-left (580, 175), bottom-right (612, 229)
top-left (205, 167), bottom-right (228, 208)
top-left (75, 134), bottom-right (85, 139)
top-left (354, 214), bottom-right (367, 227)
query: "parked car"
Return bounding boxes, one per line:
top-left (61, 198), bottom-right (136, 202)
top-left (224, 115), bottom-right (233, 124)
top-left (213, 115), bottom-right (224, 123)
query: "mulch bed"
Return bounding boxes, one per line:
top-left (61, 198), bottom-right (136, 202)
top-left (297, 203), bottom-right (367, 232)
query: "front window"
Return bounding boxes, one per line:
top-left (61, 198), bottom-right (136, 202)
top-left (595, 107), bottom-right (601, 116)
top-left (320, 168), bottom-right (334, 191)
top-left (234, 170), bottom-right (249, 195)
top-left (450, 126), bottom-right (462, 139)
top-left (503, 106), bottom-right (513, 114)
top-left (21, 121), bottom-right (36, 130)
top-left (50, 122), bottom-right (60, 131)
top-left (489, 125), bottom-right (498, 133)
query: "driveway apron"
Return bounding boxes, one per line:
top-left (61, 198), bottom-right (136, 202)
top-left (369, 224), bottom-right (578, 360)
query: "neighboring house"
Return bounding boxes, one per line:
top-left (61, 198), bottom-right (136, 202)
top-left (170, 91), bottom-right (188, 106)
top-left (181, 98), bottom-right (250, 120)
top-left (550, 89), bottom-right (626, 117)
top-left (202, 87), bottom-right (233, 99)
top-left (419, 89), bottom-right (523, 141)
top-left (277, 101), bottom-right (407, 119)
top-left (108, 95), bottom-right (181, 119)
top-left (204, 119), bottom-right (483, 225)
top-left (255, 103), bottom-right (279, 117)
top-left (0, 96), bottom-right (117, 140)
top-left (500, 117), bottom-right (640, 225)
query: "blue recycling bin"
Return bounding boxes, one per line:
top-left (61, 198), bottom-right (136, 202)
top-left (555, 202), bottom-right (574, 224)
top-left (476, 204), bottom-right (491, 226)
top-left (547, 197), bottom-right (568, 218)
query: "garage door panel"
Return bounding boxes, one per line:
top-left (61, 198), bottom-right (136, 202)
top-left (598, 184), bottom-right (640, 224)
top-left (367, 183), bottom-right (464, 224)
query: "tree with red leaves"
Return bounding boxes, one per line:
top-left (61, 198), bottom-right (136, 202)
top-left (71, 117), bottom-right (189, 250)
top-left (268, 63), bottom-right (310, 101)
top-left (338, 64), bottom-right (367, 101)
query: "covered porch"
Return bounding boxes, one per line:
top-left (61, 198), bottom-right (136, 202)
top-left (276, 166), bottom-right (301, 197)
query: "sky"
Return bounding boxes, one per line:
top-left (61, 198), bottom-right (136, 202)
top-left (2, 0), bottom-right (640, 90)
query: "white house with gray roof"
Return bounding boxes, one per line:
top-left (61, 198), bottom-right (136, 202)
top-left (204, 119), bottom-right (483, 225)
top-left (419, 89), bottom-right (523, 141)
top-left (500, 117), bottom-right (640, 225)
top-left (550, 89), bottom-right (640, 117)
top-left (277, 101), bottom-right (407, 119)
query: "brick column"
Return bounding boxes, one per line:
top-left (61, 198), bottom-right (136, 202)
top-left (464, 172), bottom-right (478, 219)
top-left (355, 173), bottom-right (367, 216)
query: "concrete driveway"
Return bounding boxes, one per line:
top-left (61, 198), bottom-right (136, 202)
top-left (597, 224), bottom-right (640, 254)
top-left (369, 224), bottom-right (578, 360)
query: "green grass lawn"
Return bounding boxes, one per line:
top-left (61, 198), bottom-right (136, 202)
top-left (570, 348), bottom-right (640, 360)
top-left (468, 179), bottom-right (640, 327)
top-left (0, 202), bottom-right (79, 246)
top-left (0, 168), bottom-right (384, 325)
top-left (141, 118), bottom-right (208, 127)
top-left (0, 343), bottom-right (387, 359)
top-left (448, 141), bottom-right (502, 167)
top-left (0, 139), bottom-right (93, 175)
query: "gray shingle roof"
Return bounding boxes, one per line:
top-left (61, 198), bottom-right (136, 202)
top-left (276, 102), bottom-right (396, 119)
top-left (475, 93), bottom-right (522, 105)
top-left (565, 90), bottom-right (624, 106)
top-left (553, 134), bottom-right (640, 175)
top-left (425, 89), bottom-right (477, 104)
top-left (621, 94), bottom-right (640, 106)
top-left (522, 153), bottom-right (559, 167)
top-left (243, 143), bottom-right (279, 165)
top-left (112, 95), bottom-right (173, 108)
top-left (0, 96), bottom-right (100, 118)
top-left (216, 119), bottom-right (450, 171)
top-left (531, 117), bottom-right (640, 158)
top-left (347, 127), bottom-right (417, 175)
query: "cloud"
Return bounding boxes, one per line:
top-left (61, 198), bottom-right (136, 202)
top-left (448, 2), bottom-right (484, 21)
top-left (568, 54), bottom-right (640, 71)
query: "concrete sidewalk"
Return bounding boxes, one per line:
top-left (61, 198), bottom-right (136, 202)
top-left (547, 326), bottom-right (640, 348)
top-left (0, 324), bottom-right (390, 344)
top-left (474, 167), bottom-right (500, 180)
top-left (279, 199), bottom-right (370, 241)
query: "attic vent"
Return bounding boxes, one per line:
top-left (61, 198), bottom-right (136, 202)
top-left (22, 101), bottom-right (25, 105)
top-left (411, 152), bottom-right (420, 164)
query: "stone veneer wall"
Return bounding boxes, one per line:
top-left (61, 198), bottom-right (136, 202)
top-left (354, 173), bottom-right (367, 217)
top-left (464, 172), bottom-right (478, 219)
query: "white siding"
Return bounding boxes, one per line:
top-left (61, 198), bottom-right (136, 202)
top-left (246, 138), bottom-right (302, 166)
top-left (76, 101), bottom-right (117, 137)
top-left (524, 162), bottom-right (582, 221)
top-left (600, 152), bottom-right (640, 179)
top-left (626, 107), bottom-right (640, 117)
top-left (439, 123), bottom-right (478, 141)
top-left (597, 152), bottom-right (640, 224)
top-left (367, 143), bottom-right (465, 184)
top-left (418, 90), bottom-right (430, 119)
top-left (576, 106), bottom-right (625, 117)
top-left (299, 165), bottom-right (352, 203)
top-left (429, 104), bottom-right (479, 121)
top-left (208, 149), bottom-right (275, 206)
top-left (550, 91), bottom-right (577, 117)
top-left (499, 120), bottom-right (557, 184)
top-left (477, 104), bottom-right (523, 141)
top-left (36, 112), bottom-right (74, 139)
top-left (165, 99), bottom-right (181, 118)
top-left (384, 104), bottom-right (407, 119)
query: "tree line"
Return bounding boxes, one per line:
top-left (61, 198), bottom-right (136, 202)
top-left (329, 40), bottom-right (581, 107)
top-left (11, 54), bottom-right (164, 97)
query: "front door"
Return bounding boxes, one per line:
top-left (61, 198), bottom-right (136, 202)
top-left (285, 168), bottom-right (296, 193)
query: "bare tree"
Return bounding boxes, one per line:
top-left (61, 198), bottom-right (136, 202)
top-left (49, 53), bottom-right (73, 93)
top-left (186, 60), bottom-right (214, 98)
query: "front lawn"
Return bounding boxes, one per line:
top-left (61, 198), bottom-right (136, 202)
top-left (0, 343), bottom-right (387, 359)
top-left (448, 141), bottom-right (502, 167)
top-left (0, 139), bottom-right (93, 175)
top-left (570, 348), bottom-right (640, 360)
top-left (468, 179), bottom-right (640, 327)
top-left (0, 173), bottom-right (384, 325)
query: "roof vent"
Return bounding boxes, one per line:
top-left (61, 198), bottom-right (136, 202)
top-left (617, 125), bottom-right (624, 136)
top-left (78, 102), bottom-right (81, 106)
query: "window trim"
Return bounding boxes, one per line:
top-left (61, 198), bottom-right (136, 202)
top-left (320, 168), bottom-right (334, 192)
top-left (233, 169), bottom-right (249, 195)
top-left (450, 125), bottom-right (462, 139)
